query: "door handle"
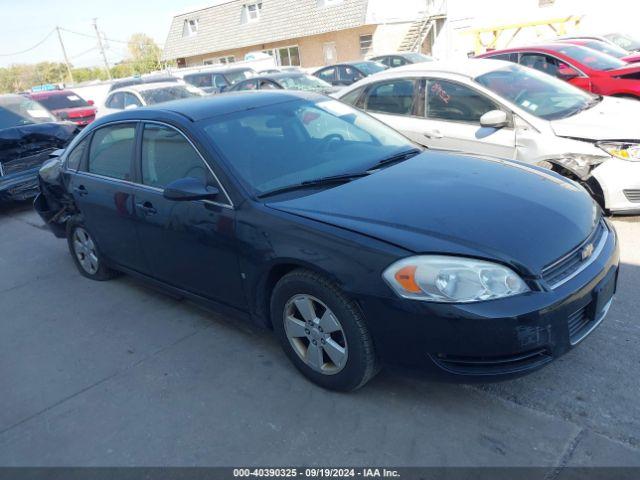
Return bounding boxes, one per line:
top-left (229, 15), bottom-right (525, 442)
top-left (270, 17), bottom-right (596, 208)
top-left (423, 130), bottom-right (444, 139)
top-left (73, 185), bottom-right (88, 196)
top-left (136, 201), bottom-right (157, 215)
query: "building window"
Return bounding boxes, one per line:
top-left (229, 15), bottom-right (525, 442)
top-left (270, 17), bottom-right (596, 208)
top-left (263, 46), bottom-right (300, 66)
top-left (243, 2), bottom-right (262, 23)
top-left (182, 18), bottom-right (199, 37)
top-left (219, 56), bottom-right (236, 64)
top-left (360, 34), bottom-right (373, 56)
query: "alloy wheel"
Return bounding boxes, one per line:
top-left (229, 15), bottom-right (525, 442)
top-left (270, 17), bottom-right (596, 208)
top-left (73, 227), bottom-right (99, 275)
top-left (283, 294), bottom-right (348, 375)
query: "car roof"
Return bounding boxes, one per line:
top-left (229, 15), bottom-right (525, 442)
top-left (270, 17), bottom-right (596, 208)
top-left (109, 82), bottom-right (187, 94)
top-left (29, 90), bottom-right (75, 98)
top-left (186, 67), bottom-right (254, 76)
top-left (378, 58), bottom-right (516, 79)
top-left (99, 90), bottom-right (322, 123)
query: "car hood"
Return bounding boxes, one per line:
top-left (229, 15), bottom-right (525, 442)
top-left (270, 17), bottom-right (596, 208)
top-left (550, 96), bottom-right (640, 141)
top-left (266, 152), bottom-right (598, 275)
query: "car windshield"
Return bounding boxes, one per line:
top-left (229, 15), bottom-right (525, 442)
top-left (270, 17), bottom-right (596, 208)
top-left (225, 69), bottom-right (255, 84)
top-left (34, 92), bottom-right (89, 110)
top-left (352, 62), bottom-right (388, 75)
top-left (201, 98), bottom-right (413, 196)
top-left (605, 33), bottom-right (640, 52)
top-left (0, 96), bottom-right (56, 129)
top-left (276, 75), bottom-right (332, 92)
top-left (475, 64), bottom-right (596, 120)
top-left (552, 44), bottom-right (627, 70)
top-left (578, 40), bottom-right (629, 59)
top-left (139, 86), bottom-right (202, 104)
top-left (403, 53), bottom-right (433, 63)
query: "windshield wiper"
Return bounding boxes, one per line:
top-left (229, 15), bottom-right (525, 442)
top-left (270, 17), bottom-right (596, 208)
top-left (370, 148), bottom-right (422, 170)
top-left (563, 95), bottom-right (603, 118)
top-left (256, 172), bottom-right (370, 199)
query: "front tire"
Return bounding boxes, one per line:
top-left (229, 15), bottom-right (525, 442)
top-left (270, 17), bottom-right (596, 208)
top-left (67, 218), bottom-right (117, 281)
top-left (271, 269), bottom-right (379, 391)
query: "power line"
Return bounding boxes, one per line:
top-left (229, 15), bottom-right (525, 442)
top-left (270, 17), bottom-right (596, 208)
top-left (0, 29), bottom-right (56, 57)
top-left (59, 27), bottom-right (129, 45)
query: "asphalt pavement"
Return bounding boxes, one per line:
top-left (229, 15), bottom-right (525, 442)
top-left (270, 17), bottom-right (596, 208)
top-left (1, 200), bottom-right (639, 469)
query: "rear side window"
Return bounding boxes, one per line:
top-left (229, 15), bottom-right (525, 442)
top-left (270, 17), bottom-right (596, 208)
top-left (340, 86), bottom-right (366, 107)
top-left (88, 124), bottom-right (136, 180)
top-left (426, 79), bottom-right (497, 123)
top-left (66, 136), bottom-right (90, 170)
top-left (106, 93), bottom-right (124, 109)
top-left (185, 73), bottom-right (212, 88)
top-left (316, 67), bottom-right (336, 82)
top-left (364, 79), bottom-right (416, 115)
top-left (390, 56), bottom-right (408, 68)
top-left (141, 123), bottom-right (211, 189)
top-left (340, 66), bottom-right (364, 82)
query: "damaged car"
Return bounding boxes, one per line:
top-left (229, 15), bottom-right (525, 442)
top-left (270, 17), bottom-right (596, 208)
top-left (1, 94), bottom-right (78, 202)
top-left (336, 59), bottom-right (640, 214)
top-left (35, 91), bottom-right (618, 391)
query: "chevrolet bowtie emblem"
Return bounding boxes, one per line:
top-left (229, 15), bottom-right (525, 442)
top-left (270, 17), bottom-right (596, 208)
top-left (581, 243), bottom-right (595, 261)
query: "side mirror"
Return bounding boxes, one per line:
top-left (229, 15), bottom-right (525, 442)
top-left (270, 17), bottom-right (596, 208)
top-left (87, 99), bottom-right (95, 106)
top-left (163, 177), bottom-right (220, 202)
top-left (480, 109), bottom-right (509, 128)
top-left (557, 65), bottom-right (579, 80)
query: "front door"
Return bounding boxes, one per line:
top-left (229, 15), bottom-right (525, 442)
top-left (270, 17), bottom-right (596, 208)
top-left (71, 122), bottom-right (149, 272)
top-left (132, 122), bottom-right (245, 308)
top-left (323, 42), bottom-right (337, 66)
top-left (415, 78), bottom-right (516, 158)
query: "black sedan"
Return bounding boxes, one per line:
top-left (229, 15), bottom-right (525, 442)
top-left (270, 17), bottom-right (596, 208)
top-left (313, 61), bottom-right (388, 86)
top-left (35, 91), bottom-right (618, 391)
top-left (1, 94), bottom-right (77, 202)
top-left (228, 72), bottom-right (336, 95)
top-left (370, 52), bottom-right (434, 69)
top-left (183, 67), bottom-right (256, 94)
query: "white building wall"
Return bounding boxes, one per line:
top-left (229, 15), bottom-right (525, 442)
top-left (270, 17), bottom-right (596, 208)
top-left (432, 0), bottom-right (640, 60)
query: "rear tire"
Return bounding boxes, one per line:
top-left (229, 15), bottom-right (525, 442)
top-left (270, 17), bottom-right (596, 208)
top-left (271, 269), bottom-right (379, 391)
top-left (66, 217), bottom-right (118, 281)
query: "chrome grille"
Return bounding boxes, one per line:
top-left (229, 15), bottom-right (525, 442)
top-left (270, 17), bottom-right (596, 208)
top-left (542, 221), bottom-right (607, 289)
top-left (0, 148), bottom-right (54, 176)
top-left (623, 189), bottom-right (640, 203)
top-left (568, 304), bottom-right (591, 341)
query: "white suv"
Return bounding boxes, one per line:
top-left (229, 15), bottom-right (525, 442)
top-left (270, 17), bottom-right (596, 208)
top-left (336, 59), bottom-right (640, 214)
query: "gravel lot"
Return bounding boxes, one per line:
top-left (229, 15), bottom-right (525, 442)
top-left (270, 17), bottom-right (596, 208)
top-left (1, 200), bottom-right (639, 469)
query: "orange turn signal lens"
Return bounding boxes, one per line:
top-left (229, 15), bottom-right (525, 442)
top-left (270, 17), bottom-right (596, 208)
top-left (394, 265), bottom-right (421, 293)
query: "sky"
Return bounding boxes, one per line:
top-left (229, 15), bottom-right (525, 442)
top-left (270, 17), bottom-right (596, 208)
top-left (0, 0), bottom-right (214, 68)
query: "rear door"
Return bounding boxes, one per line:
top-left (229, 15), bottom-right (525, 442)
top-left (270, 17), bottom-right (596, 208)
top-left (70, 122), bottom-right (148, 272)
top-left (131, 122), bottom-right (245, 307)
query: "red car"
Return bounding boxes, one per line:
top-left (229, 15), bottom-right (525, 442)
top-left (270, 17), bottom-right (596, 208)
top-left (557, 38), bottom-right (640, 64)
top-left (27, 90), bottom-right (97, 127)
top-left (477, 43), bottom-right (640, 99)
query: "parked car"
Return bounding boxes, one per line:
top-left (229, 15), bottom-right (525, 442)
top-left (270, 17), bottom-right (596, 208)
top-left (27, 90), bottom-right (97, 127)
top-left (313, 61), bottom-right (388, 87)
top-left (35, 91), bottom-right (618, 391)
top-left (228, 72), bottom-right (336, 94)
top-left (556, 38), bottom-right (640, 64)
top-left (603, 33), bottom-right (640, 53)
top-left (0, 94), bottom-right (77, 202)
top-left (183, 67), bottom-right (256, 94)
top-left (336, 59), bottom-right (640, 214)
top-left (477, 43), bottom-right (640, 99)
top-left (369, 52), bottom-right (434, 69)
top-left (100, 83), bottom-right (204, 117)
top-left (107, 74), bottom-right (181, 93)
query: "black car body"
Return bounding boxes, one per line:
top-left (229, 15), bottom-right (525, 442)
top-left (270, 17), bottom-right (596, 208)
top-left (0, 94), bottom-right (78, 202)
top-left (370, 52), bottom-right (434, 69)
top-left (35, 91), bottom-right (619, 390)
top-left (183, 67), bottom-right (256, 94)
top-left (228, 72), bottom-right (337, 94)
top-left (313, 61), bottom-right (388, 86)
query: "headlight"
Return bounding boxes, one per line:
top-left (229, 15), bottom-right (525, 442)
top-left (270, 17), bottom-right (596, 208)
top-left (382, 255), bottom-right (529, 303)
top-left (597, 142), bottom-right (640, 161)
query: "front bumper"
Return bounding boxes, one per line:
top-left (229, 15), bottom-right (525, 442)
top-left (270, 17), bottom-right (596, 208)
top-left (0, 168), bottom-right (40, 201)
top-left (355, 221), bottom-right (620, 382)
top-left (591, 159), bottom-right (640, 213)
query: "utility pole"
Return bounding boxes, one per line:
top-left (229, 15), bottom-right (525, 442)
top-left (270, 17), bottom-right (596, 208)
top-left (92, 18), bottom-right (112, 79)
top-left (55, 26), bottom-right (74, 84)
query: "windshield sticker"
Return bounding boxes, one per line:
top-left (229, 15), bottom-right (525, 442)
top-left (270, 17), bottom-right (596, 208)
top-left (67, 95), bottom-right (80, 101)
top-left (521, 100), bottom-right (531, 107)
top-left (317, 99), bottom-right (354, 117)
top-left (27, 109), bottom-right (50, 118)
top-left (529, 104), bottom-right (538, 111)
top-left (431, 82), bottom-right (450, 104)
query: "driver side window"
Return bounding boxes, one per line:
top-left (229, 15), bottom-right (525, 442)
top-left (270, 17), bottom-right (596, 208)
top-left (425, 79), bottom-right (498, 123)
top-left (140, 123), bottom-right (213, 189)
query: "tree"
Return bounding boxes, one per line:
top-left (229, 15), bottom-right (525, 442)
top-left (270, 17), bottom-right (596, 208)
top-left (127, 33), bottom-right (162, 75)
